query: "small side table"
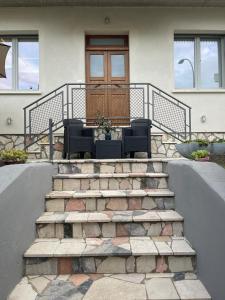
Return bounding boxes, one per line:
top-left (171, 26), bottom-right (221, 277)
top-left (95, 140), bottom-right (122, 159)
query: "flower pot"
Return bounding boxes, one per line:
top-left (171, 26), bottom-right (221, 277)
top-left (210, 143), bottom-right (225, 155)
top-left (175, 143), bottom-right (199, 159)
top-left (195, 156), bottom-right (210, 162)
top-left (176, 143), bottom-right (210, 159)
top-left (105, 132), bottom-right (112, 140)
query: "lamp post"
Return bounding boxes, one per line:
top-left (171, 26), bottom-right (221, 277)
top-left (178, 58), bottom-right (195, 88)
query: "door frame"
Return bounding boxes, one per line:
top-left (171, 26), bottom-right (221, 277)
top-left (85, 35), bottom-right (130, 124)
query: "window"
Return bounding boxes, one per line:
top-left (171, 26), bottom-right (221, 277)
top-left (0, 36), bottom-right (39, 91)
top-left (174, 35), bottom-right (224, 89)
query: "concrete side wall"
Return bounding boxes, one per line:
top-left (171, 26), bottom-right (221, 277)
top-left (168, 160), bottom-right (225, 300)
top-left (0, 7), bottom-right (225, 133)
top-left (0, 163), bottom-right (57, 300)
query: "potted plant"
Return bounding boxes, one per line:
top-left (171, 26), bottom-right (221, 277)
top-left (176, 139), bottom-right (210, 159)
top-left (210, 139), bottom-right (225, 155)
top-left (0, 149), bottom-right (28, 166)
top-left (96, 113), bottom-right (114, 140)
top-left (191, 149), bottom-right (210, 161)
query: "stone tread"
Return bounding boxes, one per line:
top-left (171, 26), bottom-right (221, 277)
top-left (8, 274), bottom-right (211, 300)
top-left (54, 158), bottom-right (175, 163)
top-left (36, 210), bottom-right (183, 223)
top-left (54, 173), bottom-right (169, 179)
top-left (45, 189), bottom-right (175, 199)
top-left (24, 236), bottom-right (195, 257)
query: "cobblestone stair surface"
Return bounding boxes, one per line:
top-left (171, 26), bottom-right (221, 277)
top-left (8, 159), bottom-right (211, 300)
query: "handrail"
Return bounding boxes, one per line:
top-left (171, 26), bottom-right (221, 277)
top-left (23, 83), bottom-right (67, 110)
top-left (23, 83), bottom-right (192, 157)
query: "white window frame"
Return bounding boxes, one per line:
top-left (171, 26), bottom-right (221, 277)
top-left (0, 35), bottom-right (39, 91)
top-left (174, 34), bottom-right (224, 89)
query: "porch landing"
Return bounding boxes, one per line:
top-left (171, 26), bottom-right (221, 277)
top-left (9, 273), bottom-right (210, 300)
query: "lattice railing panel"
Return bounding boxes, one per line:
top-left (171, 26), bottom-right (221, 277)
top-left (30, 92), bottom-right (64, 134)
top-left (130, 88), bottom-right (145, 119)
top-left (72, 88), bottom-right (86, 119)
top-left (152, 91), bottom-right (186, 134)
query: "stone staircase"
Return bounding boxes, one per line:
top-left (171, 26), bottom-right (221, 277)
top-left (8, 159), bottom-right (211, 300)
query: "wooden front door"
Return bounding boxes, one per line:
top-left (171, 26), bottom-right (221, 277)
top-left (86, 37), bottom-right (129, 124)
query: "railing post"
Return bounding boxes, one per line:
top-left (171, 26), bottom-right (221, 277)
top-left (67, 84), bottom-right (70, 119)
top-left (24, 108), bottom-right (27, 150)
top-left (49, 118), bottom-right (54, 161)
top-left (189, 108), bottom-right (192, 140)
top-left (147, 84), bottom-right (150, 120)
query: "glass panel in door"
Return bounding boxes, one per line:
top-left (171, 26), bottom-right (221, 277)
top-left (111, 54), bottom-right (125, 77)
top-left (90, 54), bottom-right (104, 77)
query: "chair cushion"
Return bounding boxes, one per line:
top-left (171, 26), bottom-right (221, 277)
top-left (69, 137), bottom-right (94, 152)
top-left (124, 136), bottom-right (148, 152)
top-left (132, 126), bottom-right (148, 136)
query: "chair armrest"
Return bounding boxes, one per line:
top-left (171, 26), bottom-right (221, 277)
top-left (82, 128), bottom-right (94, 137)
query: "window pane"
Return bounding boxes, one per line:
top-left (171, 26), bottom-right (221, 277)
top-left (200, 39), bottom-right (220, 88)
top-left (18, 40), bottom-right (39, 90)
top-left (111, 54), bottom-right (125, 77)
top-left (89, 38), bottom-right (125, 46)
top-left (0, 40), bottom-right (13, 90)
top-left (174, 39), bottom-right (195, 89)
top-left (90, 54), bottom-right (104, 77)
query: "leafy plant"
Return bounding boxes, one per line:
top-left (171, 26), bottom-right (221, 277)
top-left (215, 139), bottom-right (225, 143)
top-left (95, 113), bottom-right (114, 133)
top-left (0, 149), bottom-right (28, 162)
top-left (184, 139), bottom-right (209, 146)
top-left (191, 149), bottom-right (210, 160)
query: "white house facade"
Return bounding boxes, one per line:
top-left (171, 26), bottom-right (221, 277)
top-left (0, 1), bottom-right (225, 156)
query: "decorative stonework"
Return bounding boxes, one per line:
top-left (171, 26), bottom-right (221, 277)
top-left (25, 254), bottom-right (195, 275)
top-left (37, 221), bottom-right (183, 239)
top-left (1, 131), bottom-right (225, 159)
top-left (53, 174), bottom-right (168, 191)
top-left (8, 273), bottom-right (210, 300)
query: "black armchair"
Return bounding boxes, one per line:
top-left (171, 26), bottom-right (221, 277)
top-left (62, 119), bottom-right (95, 159)
top-left (122, 118), bottom-right (152, 158)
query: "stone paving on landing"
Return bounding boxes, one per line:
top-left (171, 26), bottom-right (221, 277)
top-left (8, 273), bottom-right (211, 300)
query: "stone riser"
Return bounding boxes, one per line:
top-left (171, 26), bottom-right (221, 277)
top-left (53, 177), bottom-right (168, 191)
top-left (45, 196), bottom-right (175, 212)
top-left (57, 161), bottom-right (167, 175)
top-left (36, 221), bottom-right (183, 239)
top-left (25, 255), bottom-right (195, 275)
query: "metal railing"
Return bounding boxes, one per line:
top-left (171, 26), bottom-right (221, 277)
top-left (23, 83), bottom-right (191, 158)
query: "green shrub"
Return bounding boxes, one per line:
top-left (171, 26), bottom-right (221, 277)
top-left (191, 149), bottom-right (209, 160)
top-left (0, 149), bottom-right (28, 162)
top-left (184, 139), bottom-right (209, 146)
top-left (215, 139), bottom-right (225, 143)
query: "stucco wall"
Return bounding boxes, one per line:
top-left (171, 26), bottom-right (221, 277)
top-left (0, 7), bottom-right (225, 133)
top-left (0, 163), bottom-right (57, 300)
top-left (168, 160), bottom-right (225, 300)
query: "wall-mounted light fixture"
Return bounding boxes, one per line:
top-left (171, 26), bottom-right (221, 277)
top-left (104, 17), bottom-right (110, 24)
top-left (6, 117), bottom-right (12, 126)
top-left (200, 115), bottom-right (206, 123)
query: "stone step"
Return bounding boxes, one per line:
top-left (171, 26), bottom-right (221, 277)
top-left (24, 237), bottom-right (196, 275)
top-left (55, 158), bottom-right (169, 175)
top-left (53, 173), bottom-right (168, 191)
top-left (8, 274), bottom-right (211, 300)
top-left (36, 210), bottom-right (183, 238)
top-left (45, 189), bottom-right (175, 212)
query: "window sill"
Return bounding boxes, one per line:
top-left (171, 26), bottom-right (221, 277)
top-left (0, 91), bottom-right (42, 95)
top-left (172, 89), bottom-right (225, 94)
